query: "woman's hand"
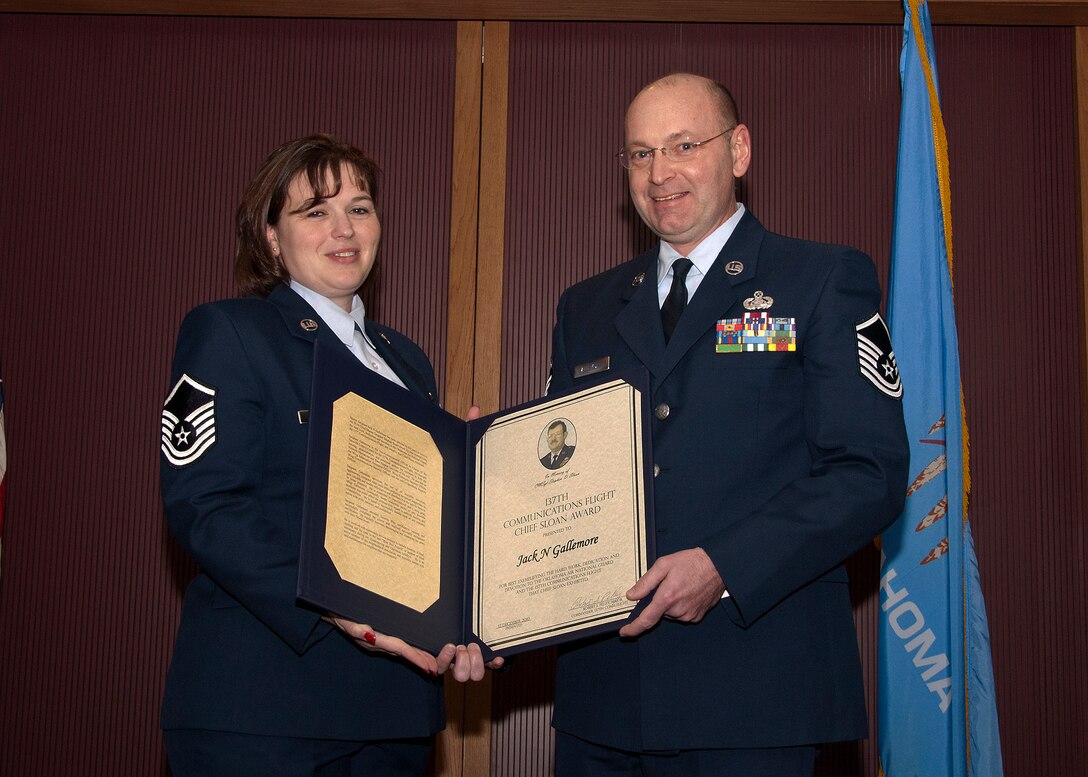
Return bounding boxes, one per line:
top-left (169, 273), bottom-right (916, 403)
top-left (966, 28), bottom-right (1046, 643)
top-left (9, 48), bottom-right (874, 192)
top-left (322, 615), bottom-right (439, 675)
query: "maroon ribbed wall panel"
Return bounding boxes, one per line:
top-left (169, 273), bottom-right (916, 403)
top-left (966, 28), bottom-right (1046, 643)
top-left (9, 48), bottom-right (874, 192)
top-left (498, 21), bottom-right (1084, 777)
top-left (0, 16), bottom-right (455, 775)
top-left (939, 24), bottom-right (1087, 774)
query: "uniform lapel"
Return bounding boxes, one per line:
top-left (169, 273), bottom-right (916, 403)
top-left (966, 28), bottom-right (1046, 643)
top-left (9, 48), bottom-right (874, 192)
top-left (614, 251), bottom-right (667, 379)
top-left (267, 284), bottom-right (433, 401)
top-left (655, 211), bottom-right (765, 387)
top-left (363, 321), bottom-right (435, 401)
top-left (268, 283), bottom-right (339, 350)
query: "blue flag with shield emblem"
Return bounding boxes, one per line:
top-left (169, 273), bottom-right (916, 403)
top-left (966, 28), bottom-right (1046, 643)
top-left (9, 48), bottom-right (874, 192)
top-left (879, 1), bottom-right (1003, 775)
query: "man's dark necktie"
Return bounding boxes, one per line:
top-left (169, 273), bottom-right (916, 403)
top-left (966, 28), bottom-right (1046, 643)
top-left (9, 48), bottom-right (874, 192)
top-left (661, 257), bottom-right (693, 342)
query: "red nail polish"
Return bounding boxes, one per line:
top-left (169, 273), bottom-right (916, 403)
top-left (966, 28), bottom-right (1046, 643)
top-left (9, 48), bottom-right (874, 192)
top-left (363, 631), bottom-right (376, 645)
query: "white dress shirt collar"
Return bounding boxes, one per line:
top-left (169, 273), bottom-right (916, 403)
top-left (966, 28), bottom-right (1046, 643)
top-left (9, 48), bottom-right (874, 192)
top-left (289, 280), bottom-right (365, 348)
top-left (656, 203), bottom-right (746, 305)
top-left (287, 281), bottom-right (406, 388)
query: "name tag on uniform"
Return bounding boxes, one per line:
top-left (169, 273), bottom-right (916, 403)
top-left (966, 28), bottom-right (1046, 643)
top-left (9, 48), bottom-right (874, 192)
top-left (574, 356), bottom-right (611, 378)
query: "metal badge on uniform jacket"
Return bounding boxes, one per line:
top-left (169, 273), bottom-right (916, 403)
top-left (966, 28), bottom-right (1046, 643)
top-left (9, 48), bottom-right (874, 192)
top-left (855, 313), bottom-right (902, 398)
top-left (743, 290), bottom-right (773, 310)
top-left (161, 374), bottom-right (217, 466)
top-left (716, 313), bottom-right (797, 352)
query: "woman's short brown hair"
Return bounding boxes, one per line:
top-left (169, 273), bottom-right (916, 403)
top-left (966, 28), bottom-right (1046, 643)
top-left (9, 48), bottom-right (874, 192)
top-left (235, 134), bottom-right (382, 298)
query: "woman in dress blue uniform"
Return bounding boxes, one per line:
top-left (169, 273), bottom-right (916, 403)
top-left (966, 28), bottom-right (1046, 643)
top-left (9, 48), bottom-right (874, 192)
top-left (159, 135), bottom-right (492, 776)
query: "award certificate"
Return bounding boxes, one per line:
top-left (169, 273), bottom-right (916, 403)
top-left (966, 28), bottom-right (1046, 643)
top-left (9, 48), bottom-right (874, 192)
top-left (298, 339), bottom-right (654, 658)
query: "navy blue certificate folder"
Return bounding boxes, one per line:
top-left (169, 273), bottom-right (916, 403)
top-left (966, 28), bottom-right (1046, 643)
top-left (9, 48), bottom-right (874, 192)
top-left (298, 339), bottom-right (654, 659)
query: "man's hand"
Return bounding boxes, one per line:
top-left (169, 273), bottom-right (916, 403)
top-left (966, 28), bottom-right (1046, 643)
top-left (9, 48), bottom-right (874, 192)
top-left (436, 643), bottom-right (505, 682)
top-left (323, 615), bottom-right (439, 675)
top-left (618, 547), bottom-right (725, 638)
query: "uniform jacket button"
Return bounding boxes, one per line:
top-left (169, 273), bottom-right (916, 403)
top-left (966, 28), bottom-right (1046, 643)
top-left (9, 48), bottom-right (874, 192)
top-left (654, 403), bottom-right (671, 420)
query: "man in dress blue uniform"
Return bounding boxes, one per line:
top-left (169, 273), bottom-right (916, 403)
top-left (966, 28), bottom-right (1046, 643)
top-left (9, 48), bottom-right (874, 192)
top-left (547, 73), bottom-right (910, 775)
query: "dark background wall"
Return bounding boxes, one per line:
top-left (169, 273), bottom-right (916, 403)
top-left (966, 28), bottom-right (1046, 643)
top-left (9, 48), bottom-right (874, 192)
top-left (1, 14), bottom-right (1084, 777)
top-left (0, 15), bottom-right (458, 775)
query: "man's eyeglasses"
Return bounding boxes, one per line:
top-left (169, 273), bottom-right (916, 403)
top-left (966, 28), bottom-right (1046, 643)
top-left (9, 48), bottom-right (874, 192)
top-left (616, 127), bottom-right (736, 170)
